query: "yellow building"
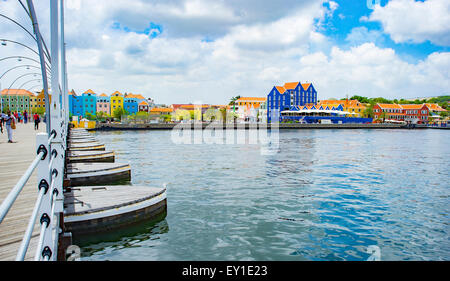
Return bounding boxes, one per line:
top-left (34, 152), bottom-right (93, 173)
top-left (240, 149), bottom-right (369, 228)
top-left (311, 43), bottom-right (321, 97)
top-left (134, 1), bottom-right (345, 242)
top-left (35, 90), bottom-right (51, 113)
top-left (30, 92), bottom-right (38, 112)
top-left (110, 91), bottom-right (124, 113)
top-left (318, 99), bottom-right (366, 117)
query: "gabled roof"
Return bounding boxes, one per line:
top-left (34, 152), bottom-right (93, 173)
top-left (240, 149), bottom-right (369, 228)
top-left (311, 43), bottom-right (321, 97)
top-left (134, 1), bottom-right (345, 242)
top-left (0, 89), bottom-right (34, 96)
top-left (99, 93), bottom-right (108, 97)
top-left (283, 82), bottom-right (299, 90)
top-left (83, 89), bottom-right (95, 94)
top-left (400, 104), bottom-right (427, 109)
top-left (425, 103), bottom-right (446, 112)
top-left (376, 103), bottom-right (403, 109)
top-left (111, 91), bottom-right (123, 96)
top-left (275, 86), bottom-right (286, 94)
top-left (236, 97), bottom-right (267, 102)
top-left (301, 83), bottom-right (311, 91)
top-left (150, 107), bottom-right (173, 113)
top-left (139, 101), bottom-right (149, 106)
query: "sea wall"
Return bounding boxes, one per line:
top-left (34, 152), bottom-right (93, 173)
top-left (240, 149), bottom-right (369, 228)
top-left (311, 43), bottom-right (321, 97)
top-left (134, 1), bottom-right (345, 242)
top-left (91, 123), bottom-right (414, 131)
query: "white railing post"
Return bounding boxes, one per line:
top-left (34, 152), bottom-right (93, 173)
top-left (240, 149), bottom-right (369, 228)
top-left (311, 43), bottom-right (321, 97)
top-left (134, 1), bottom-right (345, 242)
top-left (35, 132), bottom-right (52, 261)
top-left (49, 0), bottom-right (64, 260)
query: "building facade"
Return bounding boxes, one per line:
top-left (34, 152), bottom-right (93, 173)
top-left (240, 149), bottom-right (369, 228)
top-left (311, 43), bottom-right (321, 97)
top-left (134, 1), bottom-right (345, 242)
top-left (373, 103), bottom-right (430, 124)
top-left (110, 91), bottom-right (124, 114)
top-left (267, 82), bottom-right (317, 123)
top-left (96, 93), bottom-right (110, 115)
top-left (0, 89), bottom-right (33, 113)
top-left (82, 89), bottom-right (97, 116)
top-left (138, 101), bottom-right (149, 112)
top-left (123, 97), bottom-right (138, 115)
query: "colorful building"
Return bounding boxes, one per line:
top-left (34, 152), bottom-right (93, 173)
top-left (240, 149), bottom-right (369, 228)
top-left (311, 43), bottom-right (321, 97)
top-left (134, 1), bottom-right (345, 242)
top-left (267, 82), bottom-right (317, 123)
top-left (96, 93), bottom-right (110, 115)
top-left (150, 107), bottom-right (173, 115)
top-left (72, 95), bottom-right (84, 117)
top-left (82, 89), bottom-right (97, 116)
top-left (0, 89), bottom-right (33, 113)
top-left (68, 90), bottom-right (76, 116)
top-left (373, 103), bottom-right (430, 124)
top-left (318, 99), bottom-right (366, 117)
top-left (400, 104), bottom-right (429, 124)
top-left (110, 91), bottom-right (124, 114)
top-left (123, 96), bottom-right (139, 115)
top-left (138, 100), bottom-right (149, 112)
top-left (36, 90), bottom-right (51, 111)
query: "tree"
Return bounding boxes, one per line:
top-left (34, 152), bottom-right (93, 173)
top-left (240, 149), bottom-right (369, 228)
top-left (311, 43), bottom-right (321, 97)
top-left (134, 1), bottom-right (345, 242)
top-left (112, 107), bottom-right (128, 120)
top-left (229, 95), bottom-right (241, 105)
top-left (363, 104), bottom-right (374, 118)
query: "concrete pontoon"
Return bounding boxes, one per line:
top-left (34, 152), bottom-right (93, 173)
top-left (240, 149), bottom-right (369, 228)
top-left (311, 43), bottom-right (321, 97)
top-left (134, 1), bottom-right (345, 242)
top-left (64, 185), bottom-right (167, 235)
top-left (69, 143), bottom-right (106, 151)
top-left (66, 163), bottom-right (131, 186)
top-left (68, 151), bottom-right (115, 163)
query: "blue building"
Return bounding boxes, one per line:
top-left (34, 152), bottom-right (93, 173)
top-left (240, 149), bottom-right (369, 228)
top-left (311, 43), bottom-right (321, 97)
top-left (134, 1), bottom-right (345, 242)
top-left (72, 95), bottom-right (84, 117)
top-left (267, 82), bottom-right (317, 123)
top-left (123, 97), bottom-right (138, 115)
top-left (82, 89), bottom-right (97, 116)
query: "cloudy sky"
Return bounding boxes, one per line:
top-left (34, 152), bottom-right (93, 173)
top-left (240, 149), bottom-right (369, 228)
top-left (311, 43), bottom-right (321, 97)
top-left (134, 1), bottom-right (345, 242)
top-left (1, 0), bottom-right (449, 104)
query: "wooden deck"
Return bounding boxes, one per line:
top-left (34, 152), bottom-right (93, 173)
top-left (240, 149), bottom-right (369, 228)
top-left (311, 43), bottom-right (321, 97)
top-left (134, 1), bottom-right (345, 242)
top-left (0, 122), bottom-right (45, 261)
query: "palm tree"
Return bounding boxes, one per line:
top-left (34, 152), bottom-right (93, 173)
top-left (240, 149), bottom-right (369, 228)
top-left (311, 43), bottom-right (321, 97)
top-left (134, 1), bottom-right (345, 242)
top-left (229, 95), bottom-right (241, 105)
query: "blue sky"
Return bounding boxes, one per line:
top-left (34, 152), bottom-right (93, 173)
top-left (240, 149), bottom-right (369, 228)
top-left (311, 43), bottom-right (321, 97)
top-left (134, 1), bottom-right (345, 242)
top-left (321, 0), bottom-right (449, 62)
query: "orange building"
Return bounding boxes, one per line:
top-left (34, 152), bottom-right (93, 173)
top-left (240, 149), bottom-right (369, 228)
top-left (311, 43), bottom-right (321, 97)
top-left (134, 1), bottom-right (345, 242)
top-left (150, 107), bottom-right (173, 115)
top-left (234, 97), bottom-right (267, 109)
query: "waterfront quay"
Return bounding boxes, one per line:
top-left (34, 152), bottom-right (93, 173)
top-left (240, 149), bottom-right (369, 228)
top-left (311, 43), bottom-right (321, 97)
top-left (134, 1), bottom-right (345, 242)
top-left (93, 122), bottom-right (407, 131)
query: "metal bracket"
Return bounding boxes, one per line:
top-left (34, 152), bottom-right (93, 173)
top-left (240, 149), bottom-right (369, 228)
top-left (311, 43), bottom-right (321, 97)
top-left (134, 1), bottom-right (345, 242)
top-left (41, 246), bottom-right (52, 260)
top-left (40, 213), bottom-right (50, 228)
top-left (38, 179), bottom-right (49, 194)
top-left (37, 145), bottom-right (48, 160)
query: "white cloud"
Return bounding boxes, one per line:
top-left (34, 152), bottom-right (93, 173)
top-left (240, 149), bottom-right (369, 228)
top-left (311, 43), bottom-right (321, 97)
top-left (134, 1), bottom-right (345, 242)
top-left (368, 0), bottom-right (450, 46)
top-left (296, 43), bottom-right (450, 99)
top-left (0, 0), bottom-right (448, 105)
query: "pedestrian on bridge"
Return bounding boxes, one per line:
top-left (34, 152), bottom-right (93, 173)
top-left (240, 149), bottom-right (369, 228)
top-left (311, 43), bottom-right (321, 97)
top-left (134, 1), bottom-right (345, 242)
top-left (1, 111), bottom-right (16, 143)
top-left (33, 113), bottom-right (40, 130)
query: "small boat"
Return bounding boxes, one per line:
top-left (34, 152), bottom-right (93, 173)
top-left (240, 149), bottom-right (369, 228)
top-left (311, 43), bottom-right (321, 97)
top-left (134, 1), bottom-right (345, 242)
top-left (64, 185), bottom-right (167, 235)
top-left (68, 151), bottom-right (115, 163)
top-left (66, 162), bottom-right (131, 186)
top-left (69, 143), bottom-right (105, 151)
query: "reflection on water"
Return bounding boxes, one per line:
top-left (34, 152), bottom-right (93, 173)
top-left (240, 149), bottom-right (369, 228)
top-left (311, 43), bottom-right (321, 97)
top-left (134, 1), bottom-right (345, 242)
top-left (79, 129), bottom-right (450, 261)
top-left (79, 218), bottom-right (169, 259)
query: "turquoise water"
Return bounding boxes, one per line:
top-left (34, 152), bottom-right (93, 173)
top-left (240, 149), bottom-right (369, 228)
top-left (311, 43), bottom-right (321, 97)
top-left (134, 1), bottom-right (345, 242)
top-left (79, 129), bottom-right (449, 261)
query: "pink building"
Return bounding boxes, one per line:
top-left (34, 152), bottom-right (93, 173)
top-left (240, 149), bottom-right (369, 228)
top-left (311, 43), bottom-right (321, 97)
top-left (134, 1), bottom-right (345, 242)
top-left (96, 93), bottom-right (110, 115)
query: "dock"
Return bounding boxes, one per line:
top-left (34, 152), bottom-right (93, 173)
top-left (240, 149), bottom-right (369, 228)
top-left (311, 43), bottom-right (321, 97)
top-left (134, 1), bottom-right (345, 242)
top-left (0, 123), bottom-right (44, 261)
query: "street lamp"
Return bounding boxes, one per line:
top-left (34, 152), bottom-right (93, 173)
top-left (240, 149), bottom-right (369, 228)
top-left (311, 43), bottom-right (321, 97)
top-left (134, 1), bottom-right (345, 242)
top-left (6, 72), bottom-right (42, 93)
top-left (0, 56), bottom-right (41, 65)
top-left (0, 65), bottom-right (42, 80)
top-left (0, 39), bottom-right (51, 69)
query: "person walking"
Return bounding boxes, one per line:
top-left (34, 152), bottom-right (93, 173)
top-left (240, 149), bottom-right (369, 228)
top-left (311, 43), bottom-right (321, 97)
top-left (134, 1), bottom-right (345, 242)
top-left (23, 110), bottom-right (28, 124)
top-left (33, 112), bottom-right (40, 130)
top-left (2, 111), bottom-right (16, 143)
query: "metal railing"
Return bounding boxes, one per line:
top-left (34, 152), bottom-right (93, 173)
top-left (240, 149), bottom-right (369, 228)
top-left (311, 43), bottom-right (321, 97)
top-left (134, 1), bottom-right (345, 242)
top-left (0, 0), bottom-right (69, 261)
top-left (0, 128), bottom-right (65, 261)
